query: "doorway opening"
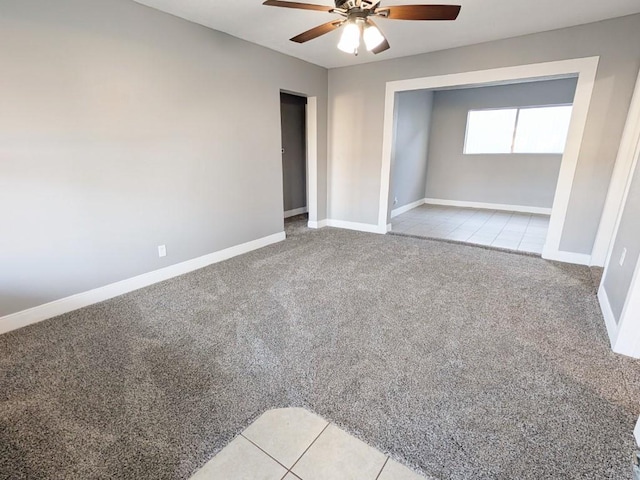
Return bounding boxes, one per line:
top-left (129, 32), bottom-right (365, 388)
top-left (388, 78), bottom-right (578, 255)
top-left (280, 92), bottom-right (308, 223)
top-left (378, 57), bottom-right (599, 264)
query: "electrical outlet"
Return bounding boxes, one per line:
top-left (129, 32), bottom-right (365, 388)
top-left (620, 248), bottom-right (627, 266)
top-left (158, 245), bottom-right (167, 258)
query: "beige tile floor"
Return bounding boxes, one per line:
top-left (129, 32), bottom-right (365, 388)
top-left (190, 408), bottom-right (431, 480)
top-left (391, 204), bottom-right (550, 254)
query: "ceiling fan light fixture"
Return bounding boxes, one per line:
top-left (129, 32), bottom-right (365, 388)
top-left (363, 23), bottom-right (384, 51)
top-left (265, 0), bottom-right (461, 56)
top-left (337, 21), bottom-right (360, 54)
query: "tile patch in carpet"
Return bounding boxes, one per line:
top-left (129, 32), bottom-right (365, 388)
top-left (190, 408), bottom-right (430, 480)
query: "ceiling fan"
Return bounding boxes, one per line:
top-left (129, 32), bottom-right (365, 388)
top-left (263, 0), bottom-right (461, 55)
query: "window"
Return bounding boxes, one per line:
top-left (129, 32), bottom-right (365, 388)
top-left (464, 109), bottom-right (517, 154)
top-left (464, 105), bottom-right (573, 155)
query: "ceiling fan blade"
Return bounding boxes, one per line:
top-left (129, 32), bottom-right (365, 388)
top-left (367, 20), bottom-right (390, 54)
top-left (377, 4), bottom-right (461, 20)
top-left (263, 0), bottom-right (334, 12)
top-left (290, 20), bottom-right (343, 43)
top-left (373, 37), bottom-right (390, 54)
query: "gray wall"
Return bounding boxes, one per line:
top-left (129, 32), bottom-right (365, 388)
top-left (327, 14), bottom-right (640, 255)
top-left (390, 90), bottom-right (433, 211)
top-left (0, 0), bottom-right (328, 317)
top-left (425, 78), bottom-right (578, 208)
top-left (603, 158), bottom-right (640, 321)
top-left (280, 93), bottom-right (307, 212)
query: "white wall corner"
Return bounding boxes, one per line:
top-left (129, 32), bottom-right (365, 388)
top-left (308, 219), bottom-right (327, 229)
top-left (326, 219), bottom-right (387, 234)
top-left (305, 96), bottom-right (319, 224)
top-left (391, 198), bottom-right (426, 218)
top-left (0, 231), bottom-right (286, 335)
top-left (611, 257), bottom-right (640, 359)
top-left (591, 68), bottom-right (640, 267)
top-left (597, 285), bottom-right (619, 347)
top-left (541, 248), bottom-right (592, 266)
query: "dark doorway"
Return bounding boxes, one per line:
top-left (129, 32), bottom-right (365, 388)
top-left (280, 92), bottom-right (307, 218)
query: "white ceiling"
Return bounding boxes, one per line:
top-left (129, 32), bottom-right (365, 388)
top-left (133, 0), bottom-right (640, 68)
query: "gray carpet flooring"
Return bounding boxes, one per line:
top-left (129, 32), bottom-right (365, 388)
top-left (1, 217), bottom-right (639, 480)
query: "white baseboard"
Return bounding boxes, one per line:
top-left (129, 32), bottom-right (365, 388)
top-left (326, 219), bottom-right (386, 234)
top-left (634, 417), bottom-right (640, 447)
top-left (0, 232), bottom-right (286, 335)
top-left (308, 219), bottom-right (327, 229)
top-left (284, 206), bottom-right (308, 218)
top-left (308, 218), bottom-right (385, 234)
top-left (542, 248), bottom-right (592, 266)
top-left (391, 199), bottom-right (426, 218)
top-left (597, 285), bottom-right (618, 347)
top-left (423, 198), bottom-right (552, 215)
top-left (387, 223), bottom-right (392, 232)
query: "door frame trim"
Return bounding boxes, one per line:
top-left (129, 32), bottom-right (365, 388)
top-left (592, 67), bottom-right (640, 266)
top-left (279, 91), bottom-right (318, 227)
top-left (306, 96), bottom-right (319, 226)
top-left (378, 56), bottom-right (599, 265)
